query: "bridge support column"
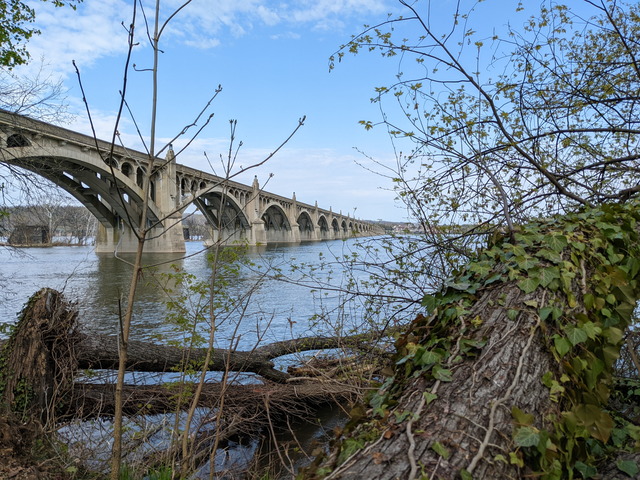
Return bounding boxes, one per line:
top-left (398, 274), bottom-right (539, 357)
top-left (95, 214), bottom-right (185, 254)
top-left (96, 147), bottom-right (187, 254)
top-left (291, 223), bottom-right (301, 243)
top-left (95, 224), bottom-right (124, 253)
top-left (251, 219), bottom-right (267, 245)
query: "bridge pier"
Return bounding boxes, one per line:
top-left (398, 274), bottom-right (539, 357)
top-left (291, 223), bottom-right (301, 243)
top-left (95, 214), bottom-right (186, 254)
top-left (251, 219), bottom-right (267, 245)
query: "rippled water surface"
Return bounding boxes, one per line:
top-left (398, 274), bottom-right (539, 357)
top-left (0, 239), bottom-right (372, 347)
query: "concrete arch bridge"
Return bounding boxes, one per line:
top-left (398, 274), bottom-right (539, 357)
top-left (0, 110), bottom-right (383, 253)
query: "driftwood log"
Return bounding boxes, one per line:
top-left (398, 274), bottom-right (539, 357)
top-left (73, 329), bottom-right (393, 383)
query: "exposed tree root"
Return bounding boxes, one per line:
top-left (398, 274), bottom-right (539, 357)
top-left (0, 287), bottom-right (79, 422)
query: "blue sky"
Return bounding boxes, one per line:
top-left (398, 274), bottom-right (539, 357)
top-left (16, 0), bottom-right (410, 221)
top-left (14, 0), bottom-right (560, 222)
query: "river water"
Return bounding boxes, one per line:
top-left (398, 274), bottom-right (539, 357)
top-left (0, 239), bottom-right (380, 347)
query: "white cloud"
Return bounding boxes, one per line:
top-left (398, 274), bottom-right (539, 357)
top-left (255, 5), bottom-right (281, 26)
top-left (16, 0), bottom-right (388, 77)
top-left (270, 31), bottom-right (301, 40)
top-left (183, 37), bottom-right (221, 49)
top-left (23, 1), bottom-right (131, 78)
top-left (161, 0), bottom-right (389, 47)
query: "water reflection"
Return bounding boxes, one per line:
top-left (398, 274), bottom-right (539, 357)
top-left (85, 250), bottom-right (192, 338)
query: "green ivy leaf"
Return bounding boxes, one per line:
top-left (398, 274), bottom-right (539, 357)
top-left (572, 241), bottom-right (586, 251)
top-left (514, 426), bottom-right (540, 447)
top-left (431, 441), bottom-right (451, 459)
top-left (626, 257), bottom-right (640, 278)
top-left (446, 280), bottom-right (472, 291)
top-left (580, 321), bottom-right (602, 339)
top-left (614, 285), bottom-right (636, 304)
top-left (544, 234), bottom-right (568, 252)
top-left (539, 266), bottom-right (560, 287)
top-left (511, 406), bottom-right (534, 426)
top-left (537, 248), bottom-right (563, 263)
top-left (574, 461), bottom-right (597, 478)
top-left (419, 349), bottom-right (442, 366)
top-left (433, 365), bottom-right (453, 382)
top-left (539, 307), bottom-right (553, 321)
top-left (516, 255), bottom-right (538, 270)
top-left (423, 392), bottom-right (438, 404)
top-left (616, 302), bottom-right (636, 319)
top-left (604, 327), bottom-right (624, 344)
top-left (564, 325), bottom-right (588, 346)
top-left (469, 261), bottom-right (492, 277)
top-left (541, 371), bottom-right (554, 388)
top-left (459, 469), bottom-right (473, 480)
top-left (509, 451), bottom-right (524, 467)
top-left (584, 293), bottom-right (595, 309)
top-left (574, 404), bottom-right (613, 443)
top-left (422, 294), bottom-right (437, 312)
top-left (518, 276), bottom-right (540, 294)
top-left (553, 335), bottom-right (572, 357)
top-left (617, 460), bottom-right (639, 477)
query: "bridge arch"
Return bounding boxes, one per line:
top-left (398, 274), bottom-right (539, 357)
top-left (341, 219), bottom-right (348, 236)
top-left (2, 148), bottom-right (162, 230)
top-left (194, 188), bottom-right (250, 244)
top-left (331, 218), bottom-right (340, 236)
top-left (297, 210), bottom-right (315, 241)
top-left (7, 133), bottom-right (30, 147)
top-left (262, 203), bottom-right (291, 243)
top-left (317, 215), bottom-right (330, 240)
top-left (121, 161), bottom-right (133, 178)
top-left (136, 166), bottom-right (145, 188)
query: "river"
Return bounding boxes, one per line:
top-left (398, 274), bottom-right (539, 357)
top-left (1, 239), bottom-right (379, 346)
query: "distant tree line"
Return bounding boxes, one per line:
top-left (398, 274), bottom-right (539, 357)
top-left (181, 211), bottom-right (209, 240)
top-left (0, 204), bottom-right (97, 245)
top-left (0, 204), bottom-right (214, 245)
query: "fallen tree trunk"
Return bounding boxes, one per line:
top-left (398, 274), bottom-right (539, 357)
top-left (0, 321), bottom-right (395, 384)
top-left (74, 334), bottom-right (291, 383)
top-left (73, 329), bottom-right (396, 383)
top-left (308, 204), bottom-right (640, 479)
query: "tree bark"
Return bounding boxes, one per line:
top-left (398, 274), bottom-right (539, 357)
top-left (321, 283), bottom-right (552, 479)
